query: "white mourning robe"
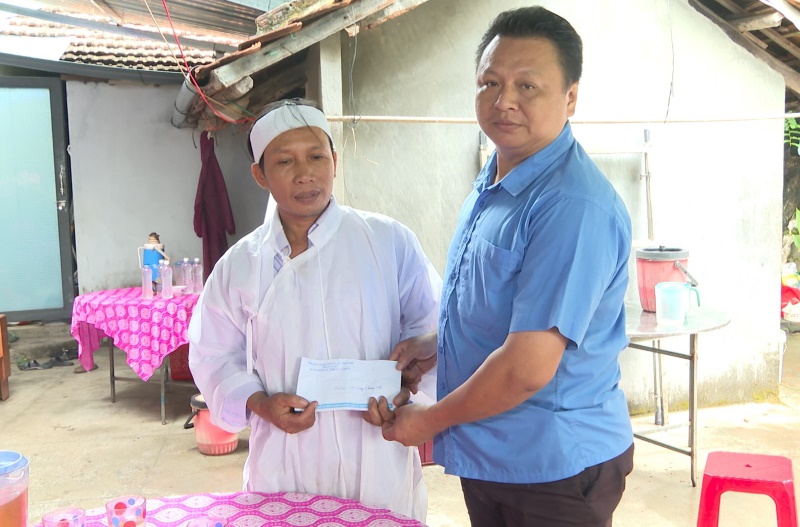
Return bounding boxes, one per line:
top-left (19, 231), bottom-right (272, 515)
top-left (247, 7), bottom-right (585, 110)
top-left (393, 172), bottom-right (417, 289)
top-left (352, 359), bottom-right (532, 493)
top-left (188, 198), bottom-right (439, 521)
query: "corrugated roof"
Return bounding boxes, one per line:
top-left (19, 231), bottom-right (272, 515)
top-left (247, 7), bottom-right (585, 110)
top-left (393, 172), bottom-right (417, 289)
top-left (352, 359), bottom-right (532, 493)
top-left (0, 11), bottom-right (224, 72)
top-left (21, 0), bottom-right (261, 40)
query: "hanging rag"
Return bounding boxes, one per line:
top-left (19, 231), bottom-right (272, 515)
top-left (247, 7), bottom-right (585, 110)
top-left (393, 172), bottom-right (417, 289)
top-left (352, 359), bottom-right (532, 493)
top-left (194, 131), bottom-right (235, 280)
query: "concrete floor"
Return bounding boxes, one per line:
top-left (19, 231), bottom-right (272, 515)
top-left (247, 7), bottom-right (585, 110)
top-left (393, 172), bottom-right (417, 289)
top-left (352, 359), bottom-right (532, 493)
top-left (3, 321), bottom-right (800, 526)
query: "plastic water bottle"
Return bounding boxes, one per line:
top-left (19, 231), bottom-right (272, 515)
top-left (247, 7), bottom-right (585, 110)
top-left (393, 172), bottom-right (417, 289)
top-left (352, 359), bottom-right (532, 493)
top-left (182, 257), bottom-right (193, 293)
top-left (161, 260), bottom-right (174, 299)
top-left (156, 260), bottom-right (165, 294)
top-left (191, 258), bottom-right (203, 294)
top-left (173, 259), bottom-right (184, 292)
top-left (141, 265), bottom-right (153, 299)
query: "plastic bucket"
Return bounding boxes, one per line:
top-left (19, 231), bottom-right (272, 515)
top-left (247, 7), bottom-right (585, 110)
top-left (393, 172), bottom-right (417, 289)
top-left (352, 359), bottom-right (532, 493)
top-left (635, 247), bottom-right (694, 312)
top-left (184, 394), bottom-right (239, 456)
top-left (0, 451), bottom-right (29, 527)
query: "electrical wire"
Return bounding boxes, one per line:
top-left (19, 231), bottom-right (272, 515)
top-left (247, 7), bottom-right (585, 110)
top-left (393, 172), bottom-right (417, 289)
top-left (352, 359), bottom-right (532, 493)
top-left (141, 0), bottom-right (185, 75)
top-left (159, 0), bottom-right (254, 127)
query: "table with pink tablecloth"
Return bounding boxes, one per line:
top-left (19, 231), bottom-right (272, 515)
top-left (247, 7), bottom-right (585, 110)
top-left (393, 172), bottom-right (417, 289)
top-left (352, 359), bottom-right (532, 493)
top-left (32, 492), bottom-right (426, 526)
top-left (71, 287), bottom-right (199, 381)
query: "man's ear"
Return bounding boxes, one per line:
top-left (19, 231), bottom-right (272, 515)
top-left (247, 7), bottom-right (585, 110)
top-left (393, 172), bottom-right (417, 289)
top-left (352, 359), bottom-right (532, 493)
top-left (565, 82), bottom-right (579, 118)
top-left (251, 162), bottom-right (269, 190)
top-left (332, 151), bottom-right (338, 177)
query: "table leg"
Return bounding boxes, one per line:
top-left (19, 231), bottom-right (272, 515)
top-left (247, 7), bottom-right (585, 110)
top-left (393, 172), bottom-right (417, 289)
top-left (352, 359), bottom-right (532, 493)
top-left (689, 333), bottom-right (698, 487)
top-left (160, 360), bottom-right (167, 425)
top-left (653, 340), bottom-right (664, 426)
top-left (108, 339), bottom-right (116, 403)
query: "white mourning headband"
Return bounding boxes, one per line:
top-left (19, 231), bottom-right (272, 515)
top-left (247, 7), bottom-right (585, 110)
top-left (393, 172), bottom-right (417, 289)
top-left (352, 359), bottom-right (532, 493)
top-left (249, 102), bottom-right (333, 160)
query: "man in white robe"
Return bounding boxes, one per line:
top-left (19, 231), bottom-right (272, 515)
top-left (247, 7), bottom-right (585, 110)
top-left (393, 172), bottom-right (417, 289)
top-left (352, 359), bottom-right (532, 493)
top-left (188, 99), bottom-right (438, 522)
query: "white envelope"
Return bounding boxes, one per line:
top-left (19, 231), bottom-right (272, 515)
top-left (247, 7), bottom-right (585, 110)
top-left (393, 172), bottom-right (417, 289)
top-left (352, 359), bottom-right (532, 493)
top-left (295, 357), bottom-right (401, 412)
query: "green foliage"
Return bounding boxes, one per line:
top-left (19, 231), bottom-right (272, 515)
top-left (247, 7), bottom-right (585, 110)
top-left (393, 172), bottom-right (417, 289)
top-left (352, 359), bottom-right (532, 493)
top-left (786, 118), bottom-right (800, 151)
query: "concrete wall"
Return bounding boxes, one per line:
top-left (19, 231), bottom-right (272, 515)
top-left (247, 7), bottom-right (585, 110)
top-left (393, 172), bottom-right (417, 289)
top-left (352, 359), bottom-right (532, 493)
top-left (338, 0), bottom-right (786, 408)
top-left (66, 81), bottom-right (263, 293)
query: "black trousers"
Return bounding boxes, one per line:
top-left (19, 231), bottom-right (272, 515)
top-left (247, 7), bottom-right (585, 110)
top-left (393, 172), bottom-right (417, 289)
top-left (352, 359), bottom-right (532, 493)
top-left (460, 443), bottom-right (634, 527)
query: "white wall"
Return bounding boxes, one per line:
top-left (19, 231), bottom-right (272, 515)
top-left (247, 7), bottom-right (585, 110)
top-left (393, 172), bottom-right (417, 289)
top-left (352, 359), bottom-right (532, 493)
top-left (67, 81), bottom-right (264, 293)
top-left (338, 0), bottom-right (785, 407)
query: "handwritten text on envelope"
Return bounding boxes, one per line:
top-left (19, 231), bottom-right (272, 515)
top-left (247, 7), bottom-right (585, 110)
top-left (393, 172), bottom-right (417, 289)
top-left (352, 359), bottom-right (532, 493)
top-left (295, 357), bottom-right (401, 412)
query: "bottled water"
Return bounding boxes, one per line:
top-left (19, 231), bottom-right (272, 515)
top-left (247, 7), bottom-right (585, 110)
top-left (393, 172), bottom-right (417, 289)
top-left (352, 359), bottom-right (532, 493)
top-left (141, 265), bottom-right (153, 299)
top-left (191, 258), bottom-right (203, 294)
top-left (157, 260), bottom-right (165, 294)
top-left (161, 260), bottom-right (174, 299)
top-left (173, 259), bottom-right (184, 292)
top-left (182, 257), bottom-right (193, 293)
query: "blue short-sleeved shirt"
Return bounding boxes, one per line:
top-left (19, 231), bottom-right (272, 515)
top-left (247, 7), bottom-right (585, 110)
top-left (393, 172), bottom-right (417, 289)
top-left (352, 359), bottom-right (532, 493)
top-left (435, 122), bottom-right (633, 484)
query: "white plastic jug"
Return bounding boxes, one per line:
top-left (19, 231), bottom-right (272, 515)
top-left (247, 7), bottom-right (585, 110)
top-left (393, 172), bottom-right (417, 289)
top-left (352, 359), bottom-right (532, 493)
top-left (0, 451), bottom-right (29, 527)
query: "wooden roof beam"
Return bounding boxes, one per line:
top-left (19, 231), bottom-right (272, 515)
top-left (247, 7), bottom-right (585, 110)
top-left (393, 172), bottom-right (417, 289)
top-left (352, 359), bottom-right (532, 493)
top-left (207, 0), bottom-right (396, 94)
top-left (713, 0), bottom-right (749, 13)
top-left (360, 0), bottom-right (431, 31)
top-left (691, 0), bottom-right (800, 95)
top-left (761, 27), bottom-right (800, 62)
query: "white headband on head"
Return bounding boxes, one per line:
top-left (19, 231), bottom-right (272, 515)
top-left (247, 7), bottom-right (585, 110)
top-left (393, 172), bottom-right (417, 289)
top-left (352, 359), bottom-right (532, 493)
top-left (249, 103), bottom-right (333, 160)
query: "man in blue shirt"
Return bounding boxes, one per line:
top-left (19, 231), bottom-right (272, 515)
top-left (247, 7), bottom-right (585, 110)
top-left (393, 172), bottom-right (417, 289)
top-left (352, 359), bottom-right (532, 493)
top-left (368, 6), bottom-right (634, 526)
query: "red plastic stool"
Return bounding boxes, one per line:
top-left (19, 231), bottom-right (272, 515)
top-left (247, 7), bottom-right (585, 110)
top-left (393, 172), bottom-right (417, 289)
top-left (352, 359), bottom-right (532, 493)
top-left (697, 451), bottom-right (798, 527)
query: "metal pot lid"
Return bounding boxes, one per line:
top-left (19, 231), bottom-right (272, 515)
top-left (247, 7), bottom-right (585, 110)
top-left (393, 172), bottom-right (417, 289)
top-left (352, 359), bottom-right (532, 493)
top-left (190, 393), bottom-right (208, 410)
top-left (635, 246), bottom-right (689, 260)
top-left (0, 450), bottom-right (28, 476)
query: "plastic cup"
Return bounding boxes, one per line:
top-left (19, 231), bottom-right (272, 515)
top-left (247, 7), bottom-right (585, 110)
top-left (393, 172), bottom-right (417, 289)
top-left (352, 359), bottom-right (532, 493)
top-left (655, 282), bottom-right (700, 326)
top-left (184, 517), bottom-right (228, 527)
top-left (105, 495), bottom-right (146, 527)
top-left (42, 506), bottom-right (85, 527)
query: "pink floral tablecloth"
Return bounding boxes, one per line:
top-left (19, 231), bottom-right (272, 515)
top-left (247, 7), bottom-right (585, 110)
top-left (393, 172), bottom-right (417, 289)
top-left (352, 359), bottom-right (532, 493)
top-left (32, 492), bottom-right (425, 526)
top-left (70, 288), bottom-right (199, 381)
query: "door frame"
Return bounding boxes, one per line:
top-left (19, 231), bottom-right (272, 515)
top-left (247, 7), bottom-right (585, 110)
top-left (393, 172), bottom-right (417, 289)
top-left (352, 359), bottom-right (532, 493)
top-left (1, 76), bottom-right (74, 321)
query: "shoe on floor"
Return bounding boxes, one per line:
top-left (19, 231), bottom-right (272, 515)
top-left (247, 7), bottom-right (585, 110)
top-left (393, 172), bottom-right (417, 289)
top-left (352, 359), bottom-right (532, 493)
top-left (51, 356), bottom-right (74, 367)
top-left (73, 364), bottom-right (98, 373)
top-left (17, 359), bottom-right (53, 371)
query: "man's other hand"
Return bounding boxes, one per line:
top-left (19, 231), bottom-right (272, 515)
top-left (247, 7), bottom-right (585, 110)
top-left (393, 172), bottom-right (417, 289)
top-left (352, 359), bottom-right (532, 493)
top-left (381, 402), bottom-right (434, 447)
top-left (390, 333), bottom-right (438, 393)
top-left (247, 391), bottom-right (317, 434)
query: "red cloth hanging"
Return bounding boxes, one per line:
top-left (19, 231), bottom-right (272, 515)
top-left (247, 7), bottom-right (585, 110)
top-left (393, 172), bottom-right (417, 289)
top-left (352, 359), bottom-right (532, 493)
top-left (194, 131), bottom-right (235, 280)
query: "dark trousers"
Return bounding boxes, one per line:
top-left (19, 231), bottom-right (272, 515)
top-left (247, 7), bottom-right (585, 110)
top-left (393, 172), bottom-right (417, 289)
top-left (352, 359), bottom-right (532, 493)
top-left (460, 443), bottom-right (634, 527)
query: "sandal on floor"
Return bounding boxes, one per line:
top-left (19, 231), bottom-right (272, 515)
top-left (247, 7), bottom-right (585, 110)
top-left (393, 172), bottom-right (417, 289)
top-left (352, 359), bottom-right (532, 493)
top-left (17, 359), bottom-right (53, 371)
top-left (50, 356), bottom-right (74, 367)
top-left (73, 363), bottom-right (98, 373)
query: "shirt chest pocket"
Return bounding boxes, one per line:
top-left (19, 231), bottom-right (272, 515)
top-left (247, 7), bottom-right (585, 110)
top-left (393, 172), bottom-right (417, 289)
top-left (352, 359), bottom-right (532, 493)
top-left (456, 235), bottom-right (523, 332)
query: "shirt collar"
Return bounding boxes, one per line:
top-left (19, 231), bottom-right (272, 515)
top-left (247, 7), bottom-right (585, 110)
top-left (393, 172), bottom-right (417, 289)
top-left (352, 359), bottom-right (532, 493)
top-left (259, 195), bottom-right (342, 254)
top-left (474, 121), bottom-right (575, 197)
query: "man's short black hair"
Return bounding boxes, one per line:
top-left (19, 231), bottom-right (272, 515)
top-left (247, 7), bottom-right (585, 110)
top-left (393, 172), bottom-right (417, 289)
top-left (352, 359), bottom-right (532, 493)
top-left (476, 6), bottom-right (583, 90)
top-left (247, 97), bottom-right (334, 166)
